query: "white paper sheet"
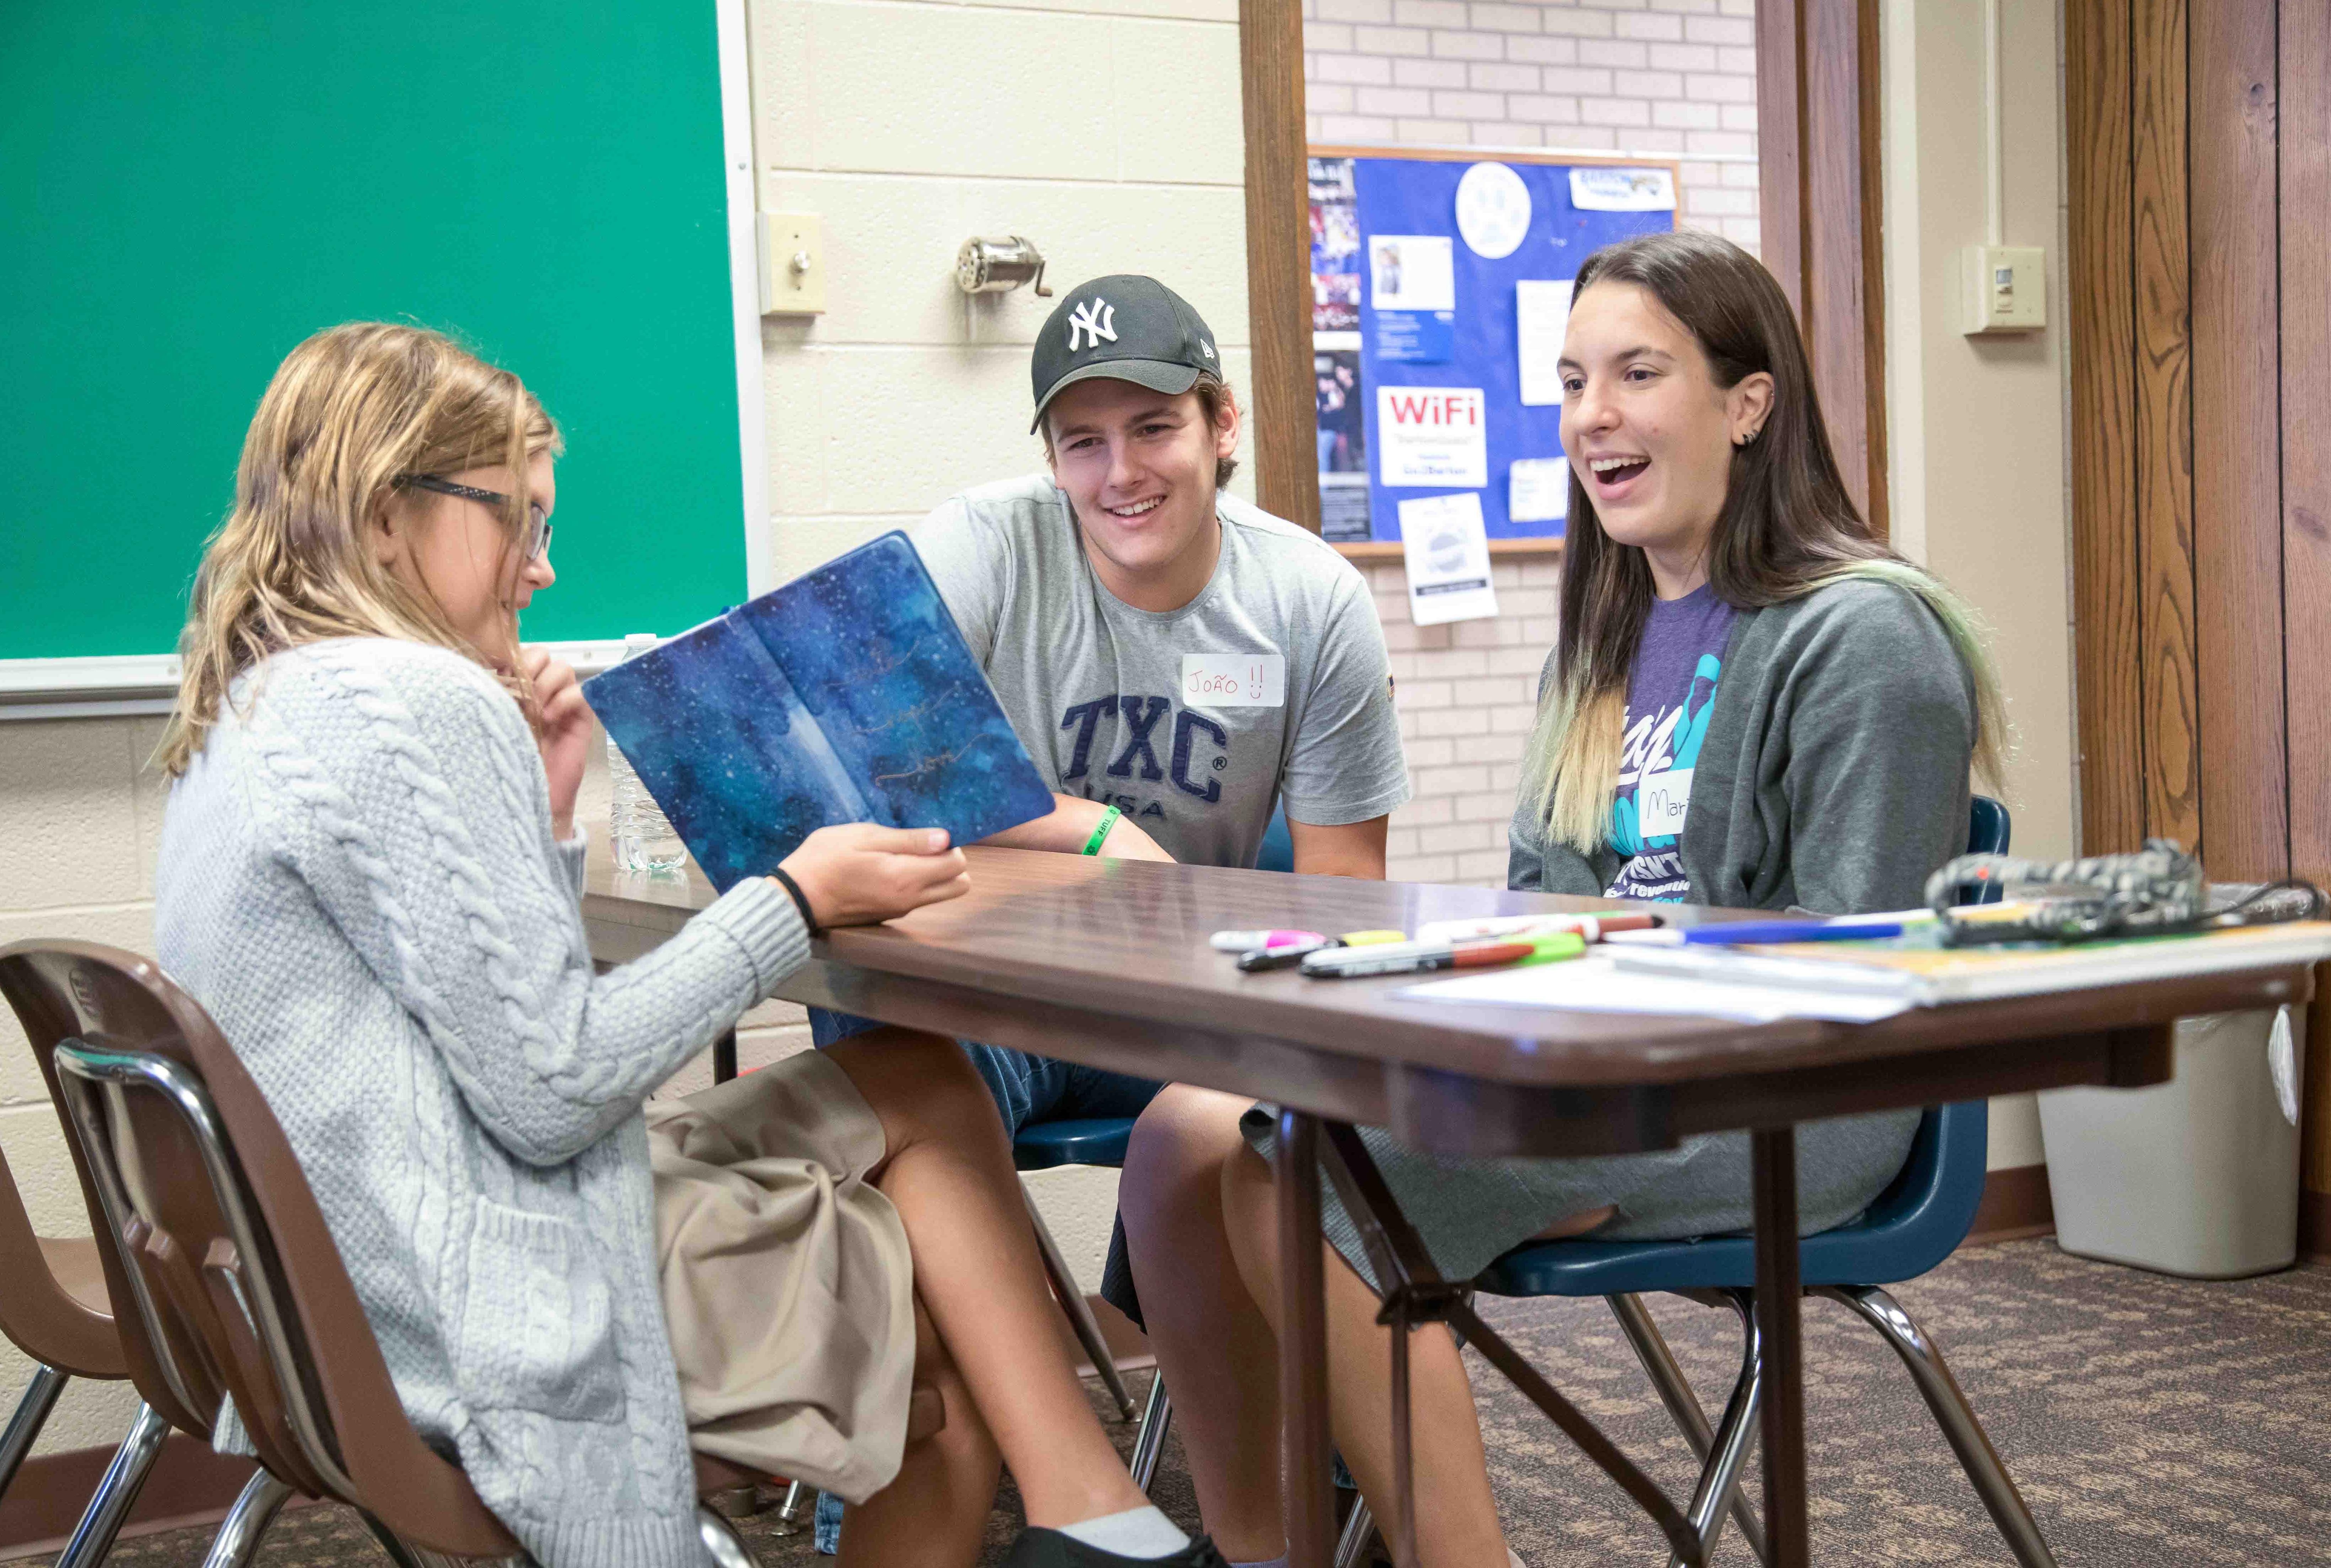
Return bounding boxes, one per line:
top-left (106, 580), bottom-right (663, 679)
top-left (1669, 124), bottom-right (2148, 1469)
top-left (1508, 457), bottom-right (1569, 523)
top-left (1515, 278), bottom-right (1574, 407)
top-left (1378, 385), bottom-right (1488, 488)
top-left (1398, 492), bottom-right (1499, 626)
top-left (1393, 954), bottom-right (1914, 1024)
top-left (1368, 234), bottom-right (1455, 312)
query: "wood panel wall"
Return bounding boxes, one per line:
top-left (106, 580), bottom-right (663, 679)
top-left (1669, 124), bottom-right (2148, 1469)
top-left (2284, 1), bottom-right (2331, 1253)
top-left (2067, 0), bottom-right (2331, 1256)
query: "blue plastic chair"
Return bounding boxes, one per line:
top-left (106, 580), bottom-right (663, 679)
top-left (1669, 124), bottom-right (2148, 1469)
top-left (1332, 796), bottom-right (2051, 1568)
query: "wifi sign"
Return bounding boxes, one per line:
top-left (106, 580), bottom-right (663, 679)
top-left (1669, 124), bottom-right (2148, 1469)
top-left (1377, 385), bottom-right (1489, 488)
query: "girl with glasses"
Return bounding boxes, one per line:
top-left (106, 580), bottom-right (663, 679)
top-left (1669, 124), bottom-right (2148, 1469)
top-left (152, 321), bottom-right (1224, 1568)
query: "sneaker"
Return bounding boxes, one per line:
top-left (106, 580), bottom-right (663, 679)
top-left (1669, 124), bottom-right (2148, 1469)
top-left (1001, 1529), bottom-right (1231, 1568)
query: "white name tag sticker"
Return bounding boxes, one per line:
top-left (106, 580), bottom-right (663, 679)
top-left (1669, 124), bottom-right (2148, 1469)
top-left (1635, 767), bottom-right (1693, 838)
top-left (1181, 653), bottom-right (1287, 707)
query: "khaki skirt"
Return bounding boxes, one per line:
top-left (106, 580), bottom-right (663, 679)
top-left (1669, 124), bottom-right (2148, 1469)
top-left (644, 1050), bottom-right (916, 1505)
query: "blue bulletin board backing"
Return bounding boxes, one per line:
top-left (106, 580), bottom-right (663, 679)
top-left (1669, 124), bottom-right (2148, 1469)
top-left (1308, 150), bottom-right (1677, 547)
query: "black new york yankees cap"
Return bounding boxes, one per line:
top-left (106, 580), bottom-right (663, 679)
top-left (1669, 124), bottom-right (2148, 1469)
top-left (1029, 274), bottom-right (1223, 433)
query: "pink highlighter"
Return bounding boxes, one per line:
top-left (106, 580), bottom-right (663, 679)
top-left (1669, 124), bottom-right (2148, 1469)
top-left (1209, 928), bottom-right (1328, 953)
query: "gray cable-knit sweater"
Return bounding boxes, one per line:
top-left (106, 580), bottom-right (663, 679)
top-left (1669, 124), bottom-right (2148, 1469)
top-left (155, 638), bottom-right (811, 1568)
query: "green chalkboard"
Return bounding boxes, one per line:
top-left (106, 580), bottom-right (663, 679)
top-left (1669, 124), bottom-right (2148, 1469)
top-left (1, 2), bottom-right (749, 666)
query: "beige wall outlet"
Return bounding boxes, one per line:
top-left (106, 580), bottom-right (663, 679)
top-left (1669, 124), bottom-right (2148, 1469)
top-left (758, 212), bottom-right (825, 316)
top-left (1962, 244), bottom-right (2045, 334)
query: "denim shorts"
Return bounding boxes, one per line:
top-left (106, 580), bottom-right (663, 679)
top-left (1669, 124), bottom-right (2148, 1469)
top-left (807, 1007), bottom-right (1164, 1137)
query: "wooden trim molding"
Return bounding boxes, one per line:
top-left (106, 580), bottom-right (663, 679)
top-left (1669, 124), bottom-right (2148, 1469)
top-left (1757, 0), bottom-right (1888, 537)
top-left (1239, 0), bottom-right (1318, 535)
top-left (1965, 1163), bottom-right (2057, 1245)
top-left (2302, 1189), bottom-right (2331, 1265)
top-left (1333, 538), bottom-right (1564, 562)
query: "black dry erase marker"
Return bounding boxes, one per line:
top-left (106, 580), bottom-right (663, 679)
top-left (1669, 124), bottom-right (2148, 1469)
top-left (1237, 939), bottom-right (1340, 972)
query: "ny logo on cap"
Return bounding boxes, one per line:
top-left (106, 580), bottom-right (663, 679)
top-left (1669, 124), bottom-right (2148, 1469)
top-left (1066, 298), bottom-right (1117, 352)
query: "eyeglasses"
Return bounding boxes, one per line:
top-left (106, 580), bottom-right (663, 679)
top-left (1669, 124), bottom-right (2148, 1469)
top-left (392, 473), bottom-right (553, 560)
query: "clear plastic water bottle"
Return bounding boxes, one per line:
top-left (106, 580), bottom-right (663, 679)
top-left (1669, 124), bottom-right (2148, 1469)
top-left (607, 633), bottom-right (688, 875)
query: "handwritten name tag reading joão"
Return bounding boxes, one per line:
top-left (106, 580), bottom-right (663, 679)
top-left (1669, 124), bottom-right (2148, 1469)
top-left (1182, 653), bottom-right (1287, 707)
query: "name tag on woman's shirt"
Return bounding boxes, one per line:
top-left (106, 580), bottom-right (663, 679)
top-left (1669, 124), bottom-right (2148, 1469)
top-left (1636, 767), bottom-right (1694, 837)
top-left (1181, 653), bottom-right (1286, 706)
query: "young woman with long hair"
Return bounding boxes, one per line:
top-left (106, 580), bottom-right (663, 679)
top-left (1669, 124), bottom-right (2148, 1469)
top-left (154, 322), bottom-right (1225, 1568)
top-left (1114, 231), bottom-right (2008, 1568)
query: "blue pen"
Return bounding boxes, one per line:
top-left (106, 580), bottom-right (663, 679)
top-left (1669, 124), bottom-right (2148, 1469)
top-left (1682, 920), bottom-right (1904, 946)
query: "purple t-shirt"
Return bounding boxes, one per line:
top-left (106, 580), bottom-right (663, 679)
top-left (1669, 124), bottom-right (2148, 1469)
top-left (1605, 584), bottom-right (1738, 900)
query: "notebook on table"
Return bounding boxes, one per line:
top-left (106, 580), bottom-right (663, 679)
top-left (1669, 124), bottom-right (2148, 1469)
top-left (1605, 920), bottom-right (2331, 1007)
top-left (581, 532), bottom-right (1054, 891)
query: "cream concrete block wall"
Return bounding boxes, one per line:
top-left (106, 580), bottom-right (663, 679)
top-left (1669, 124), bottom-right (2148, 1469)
top-left (748, 0), bottom-right (1250, 1281)
top-left (751, 0), bottom-right (1255, 589)
top-left (0, 716), bottom-right (170, 1456)
top-left (1881, 0), bottom-right (2076, 1174)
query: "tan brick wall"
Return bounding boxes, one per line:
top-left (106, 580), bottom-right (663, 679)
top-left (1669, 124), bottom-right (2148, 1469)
top-left (1374, 559), bottom-right (1560, 885)
top-left (1301, 0), bottom-right (1762, 253)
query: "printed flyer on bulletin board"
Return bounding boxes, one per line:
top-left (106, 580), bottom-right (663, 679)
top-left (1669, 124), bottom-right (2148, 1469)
top-left (1307, 150), bottom-right (1678, 547)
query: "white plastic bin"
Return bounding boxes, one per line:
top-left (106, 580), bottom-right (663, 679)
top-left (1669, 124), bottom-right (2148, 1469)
top-left (2036, 1007), bottom-right (2303, 1278)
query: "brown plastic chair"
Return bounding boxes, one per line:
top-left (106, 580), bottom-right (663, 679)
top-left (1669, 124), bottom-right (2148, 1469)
top-left (2, 939), bottom-right (942, 1566)
top-left (0, 1001), bottom-right (186, 1566)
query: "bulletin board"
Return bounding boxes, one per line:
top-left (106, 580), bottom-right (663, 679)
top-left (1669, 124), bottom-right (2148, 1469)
top-left (1308, 147), bottom-right (1681, 558)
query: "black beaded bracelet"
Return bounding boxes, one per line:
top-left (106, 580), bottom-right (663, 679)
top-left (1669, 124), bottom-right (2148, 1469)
top-left (767, 865), bottom-right (823, 936)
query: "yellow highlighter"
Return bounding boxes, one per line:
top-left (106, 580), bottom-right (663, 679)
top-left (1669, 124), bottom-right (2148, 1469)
top-left (1338, 928), bottom-right (1409, 947)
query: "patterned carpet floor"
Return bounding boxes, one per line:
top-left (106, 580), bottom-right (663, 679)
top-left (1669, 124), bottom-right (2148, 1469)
top-left (14, 1240), bottom-right (2330, 1566)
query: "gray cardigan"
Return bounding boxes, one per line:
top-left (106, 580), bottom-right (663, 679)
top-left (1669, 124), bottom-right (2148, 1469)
top-left (1511, 576), bottom-right (1978, 914)
top-left (155, 638), bottom-right (811, 1568)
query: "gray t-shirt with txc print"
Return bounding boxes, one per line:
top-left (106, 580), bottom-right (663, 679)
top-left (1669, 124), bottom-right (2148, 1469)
top-left (912, 473), bottom-right (1412, 870)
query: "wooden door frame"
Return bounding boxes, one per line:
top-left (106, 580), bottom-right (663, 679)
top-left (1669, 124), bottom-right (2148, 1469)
top-left (1235, 0), bottom-right (1889, 540)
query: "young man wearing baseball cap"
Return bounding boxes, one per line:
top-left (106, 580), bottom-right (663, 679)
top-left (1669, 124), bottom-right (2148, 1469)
top-left (808, 275), bottom-right (1409, 1559)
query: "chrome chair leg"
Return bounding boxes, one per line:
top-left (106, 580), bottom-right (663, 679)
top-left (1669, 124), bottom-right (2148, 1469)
top-left (54, 1400), bottom-right (171, 1568)
top-left (1818, 1285), bottom-right (2059, 1568)
top-left (1606, 1291), bottom-right (1770, 1566)
top-left (1024, 1188), bottom-right (1138, 1420)
top-left (1334, 1498), bottom-right (1377, 1568)
top-left (767, 1476), bottom-right (812, 1535)
top-left (0, 1364), bottom-right (68, 1501)
top-left (1129, 1374), bottom-right (1173, 1494)
top-left (697, 1503), bottom-right (759, 1568)
top-left (1682, 1291), bottom-right (1767, 1568)
top-left (200, 1469), bottom-right (296, 1568)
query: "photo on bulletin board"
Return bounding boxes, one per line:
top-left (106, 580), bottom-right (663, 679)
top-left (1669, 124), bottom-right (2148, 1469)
top-left (1307, 147), bottom-right (1679, 551)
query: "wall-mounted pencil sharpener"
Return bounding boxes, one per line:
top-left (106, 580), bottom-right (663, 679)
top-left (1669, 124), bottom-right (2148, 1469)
top-left (955, 236), bottom-right (1052, 297)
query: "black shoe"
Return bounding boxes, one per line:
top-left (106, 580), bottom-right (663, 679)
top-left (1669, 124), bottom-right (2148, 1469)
top-left (1000, 1527), bottom-right (1230, 1568)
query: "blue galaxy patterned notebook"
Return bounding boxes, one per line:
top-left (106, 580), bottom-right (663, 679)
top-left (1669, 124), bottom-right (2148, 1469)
top-left (581, 533), bottom-right (1054, 891)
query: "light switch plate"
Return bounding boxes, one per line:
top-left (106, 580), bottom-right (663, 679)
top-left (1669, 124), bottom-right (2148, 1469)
top-left (758, 212), bottom-right (825, 316)
top-left (1962, 244), bottom-right (2045, 335)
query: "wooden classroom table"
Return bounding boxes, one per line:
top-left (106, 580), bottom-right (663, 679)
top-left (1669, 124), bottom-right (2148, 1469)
top-left (582, 847), bottom-right (2315, 1568)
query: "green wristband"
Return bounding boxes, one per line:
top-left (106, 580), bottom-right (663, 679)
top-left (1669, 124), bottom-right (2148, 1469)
top-left (1082, 804), bottom-right (1123, 856)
